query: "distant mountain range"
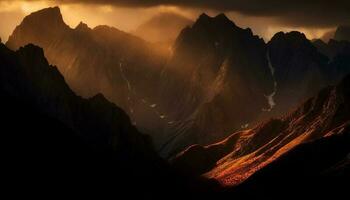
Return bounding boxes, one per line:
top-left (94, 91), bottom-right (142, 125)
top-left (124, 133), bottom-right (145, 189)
top-left (1, 6), bottom-right (349, 197)
top-left (5, 7), bottom-right (350, 159)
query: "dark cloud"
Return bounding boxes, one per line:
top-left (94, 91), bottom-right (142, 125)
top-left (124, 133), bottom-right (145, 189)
top-left (55, 0), bottom-right (350, 27)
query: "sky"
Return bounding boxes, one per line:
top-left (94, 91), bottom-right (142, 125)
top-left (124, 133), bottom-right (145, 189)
top-left (0, 0), bottom-right (348, 42)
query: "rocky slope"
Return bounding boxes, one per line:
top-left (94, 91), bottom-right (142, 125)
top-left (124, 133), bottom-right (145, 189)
top-left (172, 73), bottom-right (350, 186)
top-left (228, 128), bottom-right (349, 197)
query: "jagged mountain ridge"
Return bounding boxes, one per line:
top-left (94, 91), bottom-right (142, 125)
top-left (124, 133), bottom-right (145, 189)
top-left (5, 9), bottom-right (276, 157)
top-left (6, 7), bottom-right (165, 107)
top-left (157, 13), bottom-right (275, 156)
top-left (172, 73), bottom-right (350, 186)
top-left (6, 7), bottom-right (350, 159)
top-left (6, 7), bottom-right (174, 149)
top-left (0, 42), bottom-right (219, 196)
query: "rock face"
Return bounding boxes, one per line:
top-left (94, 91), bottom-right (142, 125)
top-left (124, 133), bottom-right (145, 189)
top-left (172, 73), bottom-right (350, 186)
top-left (0, 43), bottom-right (217, 196)
top-left (158, 13), bottom-right (274, 156)
top-left (334, 25), bottom-right (350, 41)
top-left (267, 31), bottom-right (331, 115)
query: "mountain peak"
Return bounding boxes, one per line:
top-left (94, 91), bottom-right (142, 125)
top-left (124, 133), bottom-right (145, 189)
top-left (215, 13), bottom-right (232, 23)
top-left (6, 7), bottom-right (70, 50)
top-left (198, 13), bottom-right (210, 20)
top-left (273, 31), bottom-right (307, 40)
top-left (15, 6), bottom-right (68, 34)
top-left (195, 13), bottom-right (235, 27)
top-left (24, 6), bottom-right (64, 25)
top-left (270, 31), bottom-right (308, 45)
top-left (75, 21), bottom-right (91, 32)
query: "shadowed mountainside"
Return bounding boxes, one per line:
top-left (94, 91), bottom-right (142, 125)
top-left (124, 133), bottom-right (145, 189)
top-left (157, 13), bottom-right (275, 156)
top-left (5, 7), bottom-right (175, 151)
top-left (0, 43), bottom-right (219, 196)
top-left (266, 31), bottom-right (331, 115)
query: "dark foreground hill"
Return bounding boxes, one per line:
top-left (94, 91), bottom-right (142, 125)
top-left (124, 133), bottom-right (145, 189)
top-left (0, 43), bottom-right (218, 197)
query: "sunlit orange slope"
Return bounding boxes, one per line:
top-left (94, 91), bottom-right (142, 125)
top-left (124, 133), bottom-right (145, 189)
top-left (172, 75), bottom-right (350, 186)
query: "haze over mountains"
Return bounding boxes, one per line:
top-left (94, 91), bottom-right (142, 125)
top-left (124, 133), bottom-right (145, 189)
top-left (133, 12), bottom-right (193, 45)
top-left (2, 6), bottom-right (350, 197)
top-left (6, 7), bottom-right (350, 158)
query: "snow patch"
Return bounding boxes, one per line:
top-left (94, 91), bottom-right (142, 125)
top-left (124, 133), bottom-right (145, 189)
top-left (241, 123), bottom-right (249, 129)
top-left (119, 62), bottom-right (131, 91)
top-left (263, 51), bottom-right (277, 112)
